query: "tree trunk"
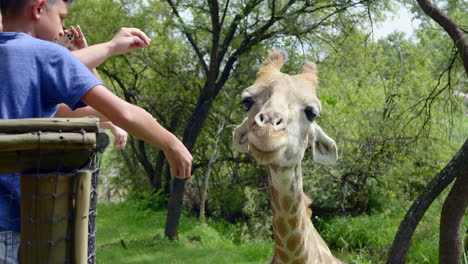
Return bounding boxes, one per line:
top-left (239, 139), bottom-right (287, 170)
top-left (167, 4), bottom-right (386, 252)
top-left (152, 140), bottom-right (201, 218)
top-left (164, 177), bottom-right (186, 240)
top-left (199, 150), bottom-right (217, 224)
top-left (439, 143), bottom-right (468, 264)
top-left (137, 139), bottom-right (158, 188)
top-left (165, 94), bottom-right (216, 239)
top-left (199, 122), bottom-right (224, 223)
top-left (386, 139), bottom-right (468, 264)
top-left (153, 110), bottom-right (183, 192)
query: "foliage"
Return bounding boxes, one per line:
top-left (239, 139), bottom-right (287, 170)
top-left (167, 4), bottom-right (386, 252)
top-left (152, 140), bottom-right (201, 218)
top-left (65, 0), bottom-right (467, 261)
top-left (297, 25), bottom-right (466, 214)
top-left (316, 195), bottom-right (467, 263)
top-left (95, 198), bottom-right (467, 263)
top-left (126, 189), bottom-right (170, 212)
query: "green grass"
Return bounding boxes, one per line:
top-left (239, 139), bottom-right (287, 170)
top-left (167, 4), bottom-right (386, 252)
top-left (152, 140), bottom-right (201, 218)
top-left (95, 200), bottom-right (467, 263)
top-left (95, 203), bottom-right (272, 264)
top-left (317, 199), bottom-right (467, 264)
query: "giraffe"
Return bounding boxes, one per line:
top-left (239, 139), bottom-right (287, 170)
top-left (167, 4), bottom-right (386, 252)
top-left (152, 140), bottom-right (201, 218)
top-left (233, 50), bottom-right (342, 264)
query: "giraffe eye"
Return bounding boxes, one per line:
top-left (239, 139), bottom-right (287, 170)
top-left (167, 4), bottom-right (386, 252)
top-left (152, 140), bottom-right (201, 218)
top-left (240, 97), bottom-right (254, 112)
top-left (304, 107), bottom-right (319, 121)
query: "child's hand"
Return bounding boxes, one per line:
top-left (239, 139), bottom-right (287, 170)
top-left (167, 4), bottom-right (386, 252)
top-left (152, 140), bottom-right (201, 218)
top-left (109, 27), bottom-right (151, 55)
top-left (99, 121), bottom-right (128, 151)
top-left (109, 124), bottom-right (128, 151)
top-left (163, 137), bottom-right (193, 179)
top-left (69, 25), bottom-right (88, 50)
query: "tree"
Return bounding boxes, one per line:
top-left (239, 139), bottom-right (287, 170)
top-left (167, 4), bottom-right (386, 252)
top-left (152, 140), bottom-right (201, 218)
top-left (162, 0), bottom-right (387, 239)
top-left (387, 0), bottom-right (467, 263)
top-left (386, 139), bottom-right (468, 264)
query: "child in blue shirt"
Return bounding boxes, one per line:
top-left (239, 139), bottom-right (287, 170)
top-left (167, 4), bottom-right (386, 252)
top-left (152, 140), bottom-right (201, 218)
top-left (0, 0), bottom-right (193, 262)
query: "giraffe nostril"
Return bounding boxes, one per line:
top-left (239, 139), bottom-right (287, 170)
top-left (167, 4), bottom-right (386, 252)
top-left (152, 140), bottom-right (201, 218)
top-left (275, 119), bottom-right (283, 126)
top-left (260, 114), bottom-right (264, 123)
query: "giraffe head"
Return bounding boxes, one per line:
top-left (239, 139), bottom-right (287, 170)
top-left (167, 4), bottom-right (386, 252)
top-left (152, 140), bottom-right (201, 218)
top-left (233, 50), bottom-right (338, 168)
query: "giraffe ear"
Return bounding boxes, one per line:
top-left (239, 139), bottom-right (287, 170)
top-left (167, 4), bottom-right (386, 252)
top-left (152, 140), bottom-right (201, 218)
top-left (300, 61), bottom-right (317, 74)
top-left (299, 61), bottom-right (319, 89)
top-left (257, 50), bottom-right (288, 77)
top-left (233, 118), bottom-right (249, 153)
top-left (309, 123), bottom-right (338, 164)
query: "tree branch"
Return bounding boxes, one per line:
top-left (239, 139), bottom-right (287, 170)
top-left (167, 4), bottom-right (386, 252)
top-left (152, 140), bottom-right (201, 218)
top-left (218, 0), bottom-right (263, 66)
top-left (207, 0), bottom-right (221, 85)
top-left (386, 139), bottom-right (468, 264)
top-left (417, 0), bottom-right (468, 76)
top-left (219, 0), bottom-right (230, 29)
top-left (166, 0), bottom-right (209, 75)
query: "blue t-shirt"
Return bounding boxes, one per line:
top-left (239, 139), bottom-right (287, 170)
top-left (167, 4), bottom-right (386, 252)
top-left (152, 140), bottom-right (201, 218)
top-left (0, 32), bottom-right (104, 232)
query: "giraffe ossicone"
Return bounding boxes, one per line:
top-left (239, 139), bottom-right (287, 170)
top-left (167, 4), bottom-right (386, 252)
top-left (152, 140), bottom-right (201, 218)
top-left (233, 50), bottom-right (342, 264)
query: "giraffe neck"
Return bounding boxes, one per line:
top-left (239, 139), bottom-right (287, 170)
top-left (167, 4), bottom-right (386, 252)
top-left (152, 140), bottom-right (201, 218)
top-left (267, 165), bottom-right (339, 264)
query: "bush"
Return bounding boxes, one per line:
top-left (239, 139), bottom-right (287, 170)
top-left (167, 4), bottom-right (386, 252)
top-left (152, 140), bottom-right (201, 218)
top-left (126, 189), bottom-right (169, 212)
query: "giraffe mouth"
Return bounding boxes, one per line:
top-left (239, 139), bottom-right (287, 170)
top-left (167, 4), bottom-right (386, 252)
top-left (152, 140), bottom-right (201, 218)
top-left (249, 142), bottom-right (287, 163)
top-left (247, 124), bottom-right (288, 162)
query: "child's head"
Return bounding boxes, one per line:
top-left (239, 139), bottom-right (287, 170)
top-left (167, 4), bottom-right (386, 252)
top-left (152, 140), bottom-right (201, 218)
top-left (0, 0), bottom-right (74, 41)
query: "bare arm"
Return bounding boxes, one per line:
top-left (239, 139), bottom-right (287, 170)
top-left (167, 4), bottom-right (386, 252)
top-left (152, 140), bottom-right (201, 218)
top-left (80, 85), bottom-right (192, 179)
top-left (54, 103), bottom-right (109, 121)
top-left (71, 27), bottom-right (151, 69)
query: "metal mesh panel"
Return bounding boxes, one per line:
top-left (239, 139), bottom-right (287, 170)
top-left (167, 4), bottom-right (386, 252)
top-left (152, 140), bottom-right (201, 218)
top-left (87, 160), bottom-right (100, 264)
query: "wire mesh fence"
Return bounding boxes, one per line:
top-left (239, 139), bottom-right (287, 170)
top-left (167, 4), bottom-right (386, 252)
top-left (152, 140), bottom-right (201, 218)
top-left (0, 118), bottom-right (108, 264)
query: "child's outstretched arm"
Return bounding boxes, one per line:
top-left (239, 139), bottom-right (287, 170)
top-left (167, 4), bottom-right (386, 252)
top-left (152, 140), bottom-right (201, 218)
top-left (81, 85), bottom-right (193, 179)
top-left (54, 104), bottom-right (128, 150)
top-left (71, 27), bottom-right (151, 69)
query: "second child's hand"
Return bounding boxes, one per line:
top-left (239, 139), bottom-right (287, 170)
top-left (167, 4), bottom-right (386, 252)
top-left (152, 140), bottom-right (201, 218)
top-left (68, 25), bottom-right (88, 49)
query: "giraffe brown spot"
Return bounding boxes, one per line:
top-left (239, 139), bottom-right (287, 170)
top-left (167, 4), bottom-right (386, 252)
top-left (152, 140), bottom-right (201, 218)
top-left (288, 214), bottom-right (301, 229)
top-left (289, 202), bottom-right (298, 215)
top-left (291, 259), bottom-right (302, 264)
top-left (282, 195), bottom-right (292, 211)
top-left (275, 217), bottom-right (288, 238)
top-left (305, 207), bottom-right (312, 218)
top-left (294, 238), bottom-right (305, 256)
top-left (273, 233), bottom-right (284, 248)
top-left (286, 231), bottom-right (301, 252)
top-left (276, 247), bottom-right (289, 262)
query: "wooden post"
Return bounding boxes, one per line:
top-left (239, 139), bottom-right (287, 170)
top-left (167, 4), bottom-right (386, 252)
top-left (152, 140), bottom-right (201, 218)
top-left (74, 171), bottom-right (92, 264)
top-left (0, 118), bottom-right (109, 263)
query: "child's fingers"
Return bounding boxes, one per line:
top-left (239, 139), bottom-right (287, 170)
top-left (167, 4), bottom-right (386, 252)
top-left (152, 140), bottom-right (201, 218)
top-left (70, 26), bottom-right (79, 37)
top-left (126, 28), bottom-right (151, 45)
top-left (76, 25), bottom-right (84, 38)
top-left (130, 36), bottom-right (146, 48)
top-left (118, 135), bottom-right (127, 151)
